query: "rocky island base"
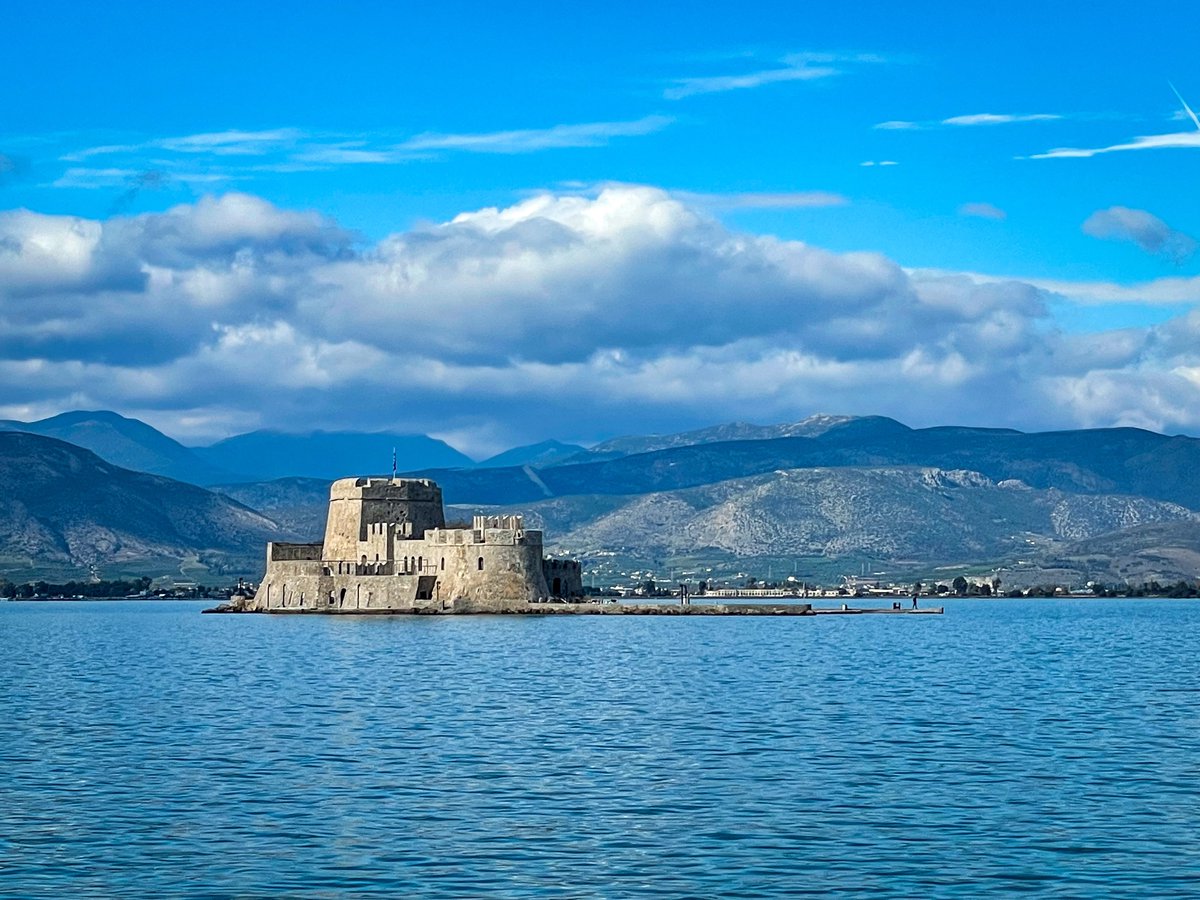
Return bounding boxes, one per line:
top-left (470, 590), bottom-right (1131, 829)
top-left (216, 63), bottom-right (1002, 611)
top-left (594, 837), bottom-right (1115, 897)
top-left (204, 599), bottom-right (943, 616)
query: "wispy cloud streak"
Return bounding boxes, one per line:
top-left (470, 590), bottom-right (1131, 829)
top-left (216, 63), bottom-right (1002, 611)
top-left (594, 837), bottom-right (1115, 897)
top-left (65, 129), bottom-right (304, 162)
top-left (1169, 82), bottom-right (1200, 131)
top-left (665, 52), bottom-right (881, 100)
top-left (1029, 131), bottom-right (1200, 159)
top-left (397, 116), bottom-right (673, 154)
top-left (959, 202), bottom-right (1007, 220)
top-left (875, 113), bottom-right (1061, 130)
top-left (676, 190), bottom-right (848, 210)
top-left (943, 113), bottom-right (1060, 126)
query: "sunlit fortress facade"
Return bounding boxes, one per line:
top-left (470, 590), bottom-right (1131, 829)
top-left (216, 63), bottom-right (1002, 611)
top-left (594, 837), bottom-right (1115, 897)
top-left (248, 477), bottom-right (582, 612)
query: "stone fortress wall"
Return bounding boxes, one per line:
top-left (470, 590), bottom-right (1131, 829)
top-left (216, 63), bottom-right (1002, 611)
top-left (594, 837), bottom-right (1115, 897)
top-left (249, 476), bottom-right (583, 613)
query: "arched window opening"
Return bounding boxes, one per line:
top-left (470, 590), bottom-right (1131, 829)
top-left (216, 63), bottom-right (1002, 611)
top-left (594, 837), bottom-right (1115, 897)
top-left (478, 557), bottom-right (485, 571)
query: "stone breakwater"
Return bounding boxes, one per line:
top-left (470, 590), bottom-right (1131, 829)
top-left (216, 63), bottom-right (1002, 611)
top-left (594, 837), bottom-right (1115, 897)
top-left (204, 600), bottom-right (944, 616)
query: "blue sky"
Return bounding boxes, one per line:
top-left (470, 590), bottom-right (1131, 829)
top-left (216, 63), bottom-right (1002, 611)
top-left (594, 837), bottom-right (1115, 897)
top-left (2, 1), bottom-right (1199, 454)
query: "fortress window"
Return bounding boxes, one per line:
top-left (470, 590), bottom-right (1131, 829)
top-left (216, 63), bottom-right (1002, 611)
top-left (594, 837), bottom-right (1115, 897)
top-left (478, 557), bottom-right (485, 571)
top-left (418, 556), bottom-right (423, 571)
top-left (440, 558), bottom-right (445, 571)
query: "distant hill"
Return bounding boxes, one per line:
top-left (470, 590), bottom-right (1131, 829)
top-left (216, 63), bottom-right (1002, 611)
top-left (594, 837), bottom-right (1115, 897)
top-left (1040, 521), bottom-right (1200, 586)
top-left (216, 462), bottom-right (1200, 588)
top-left (0, 410), bottom-right (236, 485)
top-left (476, 440), bottom-right (586, 469)
top-left (193, 430), bottom-right (474, 482)
top-left (213, 477), bottom-right (330, 540)
top-left (576, 414), bottom-right (860, 461)
top-left (501, 466), bottom-right (1200, 585)
top-left (0, 433), bottom-right (285, 581)
top-left (403, 417), bottom-right (1200, 511)
top-left (8, 410), bottom-right (1200, 586)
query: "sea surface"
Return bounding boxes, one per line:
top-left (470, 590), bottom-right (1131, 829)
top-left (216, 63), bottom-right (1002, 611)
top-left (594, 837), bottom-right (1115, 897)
top-left (2, 599), bottom-right (1199, 898)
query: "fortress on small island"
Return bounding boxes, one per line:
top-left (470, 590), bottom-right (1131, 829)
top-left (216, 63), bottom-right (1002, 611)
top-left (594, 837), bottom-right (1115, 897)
top-left (244, 477), bottom-right (583, 613)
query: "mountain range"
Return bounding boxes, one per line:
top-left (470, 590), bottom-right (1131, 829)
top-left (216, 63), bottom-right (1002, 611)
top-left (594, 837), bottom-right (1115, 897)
top-left (0, 432), bottom-right (284, 582)
top-left (3, 410), bottom-right (1200, 588)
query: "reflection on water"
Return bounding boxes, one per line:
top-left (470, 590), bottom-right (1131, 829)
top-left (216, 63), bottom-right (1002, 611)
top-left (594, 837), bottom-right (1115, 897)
top-left (2, 599), bottom-right (1199, 897)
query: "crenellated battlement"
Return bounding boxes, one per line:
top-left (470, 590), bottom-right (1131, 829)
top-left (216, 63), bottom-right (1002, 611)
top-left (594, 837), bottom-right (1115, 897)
top-left (251, 475), bottom-right (582, 612)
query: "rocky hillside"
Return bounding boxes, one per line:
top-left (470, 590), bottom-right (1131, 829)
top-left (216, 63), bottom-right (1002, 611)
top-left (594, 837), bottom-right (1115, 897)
top-left (1039, 521), bottom-right (1200, 586)
top-left (214, 463), bottom-right (1200, 585)
top-left (0, 433), bottom-right (286, 581)
top-left (497, 466), bottom-right (1200, 585)
top-left (213, 477), bottom-right (330, 540)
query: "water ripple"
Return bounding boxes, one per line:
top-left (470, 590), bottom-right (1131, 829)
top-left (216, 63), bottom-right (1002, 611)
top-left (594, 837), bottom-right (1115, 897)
top-left (2, 599), bottom-right (1200, 897)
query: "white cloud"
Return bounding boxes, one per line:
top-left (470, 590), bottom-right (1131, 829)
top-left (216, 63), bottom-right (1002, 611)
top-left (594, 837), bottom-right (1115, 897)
top-left (1029, 130), bottom-right (1200, 159)
top-left (943, 113), bottom-right (1060, 126)
top-left (876, 113), bottom-right (1061, 130)
top-left (675, 190), bottom-right (848, 209)
top-left (3, 187), bottom-right (1200, 446)
top-left (396, 116), bottom-right (673, 154)
top-left (860, 160), bottom-right (899, 167)
top-left (52, 167), bottom-right (230, 189)
top-left (66, 129), bottom-right (305, 162)
top-left (664, 52), bottom-right (880, 100)
top-left (1082, 206), bottom-right (1196, 263)
top-left (959, 202), bottom-right (1007, 220)
top-left (923, 268), bottom-right (1200, 307)
top-left (57, 120), bottom-right (673, 178)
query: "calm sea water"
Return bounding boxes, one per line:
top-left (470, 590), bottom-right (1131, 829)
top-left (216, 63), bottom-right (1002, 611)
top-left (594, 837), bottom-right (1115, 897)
top-left (2, 599), bottom-right (1199, 898)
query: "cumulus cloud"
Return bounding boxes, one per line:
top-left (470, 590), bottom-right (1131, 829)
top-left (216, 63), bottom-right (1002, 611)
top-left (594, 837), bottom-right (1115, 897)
top-left (1082, 206), bottom-right (1196, 264)
top-left (943, 269), bottom-right (1200, 307)
top-left (2, 186), bottom-right (1200, 453)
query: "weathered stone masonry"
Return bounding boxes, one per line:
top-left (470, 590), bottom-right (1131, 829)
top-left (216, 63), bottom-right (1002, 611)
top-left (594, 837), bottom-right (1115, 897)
top-left (248, 476), bottom-right (583, 612)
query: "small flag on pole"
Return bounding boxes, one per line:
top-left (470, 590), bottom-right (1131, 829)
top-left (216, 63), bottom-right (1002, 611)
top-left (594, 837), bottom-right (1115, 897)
top-left (392, 447), bottom-right (397, 480)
